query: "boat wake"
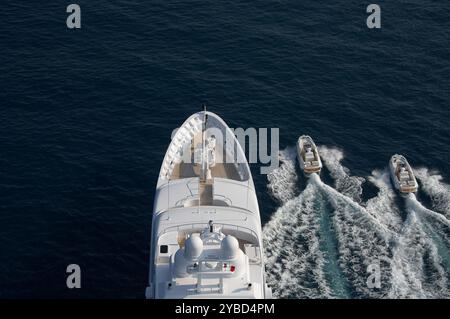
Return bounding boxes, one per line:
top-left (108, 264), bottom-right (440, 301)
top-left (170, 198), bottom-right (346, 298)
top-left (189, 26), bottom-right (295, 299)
top-left (413, 168), bottom-right (450, 260)
top-left (406, 193), bottom-right (450, 228)
top-left (266, 147), bottom-right (298, 204)
top-left (394, 194), bottom-right (450, 298)
top-left (318, 146), bottom-right (365, 203)
top-left (263, 150), bottom-right (332, 298)
top-left (388, 211), bottom-right (432, 298)
top-left (264, 147), bottom-right (392, 298)
top-left (366, 169), bottom-right (403, 233)
top-left (364, 169), bottom-right (429, 298)
top-left (415, 168), bottom-right (450, 219)
top-left (318, 148), bottom-right (395, 238)
top-left (310, 173), bottom-right (392, 298)
top-left (263, 145), bottom-right (450, 299)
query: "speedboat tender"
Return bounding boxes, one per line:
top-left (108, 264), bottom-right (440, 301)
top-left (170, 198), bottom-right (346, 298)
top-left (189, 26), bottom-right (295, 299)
top-left (297, 135), bottom-right (322, 174)
top-left (389, 154), bottom-right (418, 194)
top-left (146, 108), bottom-right (271, 299)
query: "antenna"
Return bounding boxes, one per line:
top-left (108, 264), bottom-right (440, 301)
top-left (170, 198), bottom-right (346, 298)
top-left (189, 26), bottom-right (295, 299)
top-left (202, 104), bottom-right (208, 126)
top-left (200, 104), bottom-right (208, 181)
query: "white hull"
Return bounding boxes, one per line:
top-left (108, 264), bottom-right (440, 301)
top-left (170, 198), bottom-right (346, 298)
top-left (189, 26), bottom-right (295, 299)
top-left (296, 135), bottom-right (322, 174)
top-left (146, 110), bottom-right (271, 299)
top-left (389, 154), bottom-right (418, 194)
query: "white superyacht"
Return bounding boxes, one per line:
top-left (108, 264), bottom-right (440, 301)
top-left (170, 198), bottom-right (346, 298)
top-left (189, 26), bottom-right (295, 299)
top-left (146, 108), bottom-right (271, 299)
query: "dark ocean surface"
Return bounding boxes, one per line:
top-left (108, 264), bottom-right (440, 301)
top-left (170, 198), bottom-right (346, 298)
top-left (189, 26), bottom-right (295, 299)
top-left (0, 1), bottom-right (449, 298)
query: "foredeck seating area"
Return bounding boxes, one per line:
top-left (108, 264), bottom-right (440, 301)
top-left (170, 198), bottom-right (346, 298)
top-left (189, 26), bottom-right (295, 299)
top-left (160, 114), bottom-right (249, 183)
top-left (170, 161), bottom-right (241, 180)
top-left (168, 129), bottom-right (243, 181)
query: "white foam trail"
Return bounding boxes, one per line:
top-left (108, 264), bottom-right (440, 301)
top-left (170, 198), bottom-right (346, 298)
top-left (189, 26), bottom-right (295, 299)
top-left (366, 169), bottom-right (403, 233)
top-left (310, 173), bottom-right (394, 240)
top-left (264, 148), bottom-right (331, 298)
top-left (388, 211), bottom-right (428, 298)
top-left (318, 146), bottom-right (365, 203)
top-left (412, 169), bottom-right (450, 271)
top-left (265, 144), bottom-right (449, 298)
top-left (314, 150), bottom-right (397, 238)
top-left (406, 193), bottom-right (450, 228)
top-left (364, 169), bottom-right (427, 298)
top-left (263, 182), bottom-right (333, 298)
top-left (415, 167), bottom-right (450, 219)
top-left (366, 170), bottom-right (449, 298)
top-left (310, 173), bottom-right (393, 297)
top-left (266, 147), bottom-right (298, 204)
top-left (393, 195), bottom-right (450, 298)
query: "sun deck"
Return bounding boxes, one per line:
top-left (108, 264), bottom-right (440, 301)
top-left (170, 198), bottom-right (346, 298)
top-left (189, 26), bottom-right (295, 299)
top-left (170, 162), bottom-right (242, 181)
top-left (163, 122), bottom-right (248, 182)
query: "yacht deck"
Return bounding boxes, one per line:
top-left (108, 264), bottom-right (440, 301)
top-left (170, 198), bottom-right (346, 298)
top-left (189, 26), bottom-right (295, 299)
top-left (170, 162), bottom-right (241, 180)
top-left (168, 130), bottom-right (243, 181)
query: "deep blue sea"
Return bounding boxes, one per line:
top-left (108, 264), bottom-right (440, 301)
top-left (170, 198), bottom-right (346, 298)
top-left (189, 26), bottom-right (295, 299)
top-left (1, 1), bottom-right (449, 298)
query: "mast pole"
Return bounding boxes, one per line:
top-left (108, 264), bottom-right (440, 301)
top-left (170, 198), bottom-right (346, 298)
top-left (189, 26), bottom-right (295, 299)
top-left (201, 104), bottom-right (207, 181)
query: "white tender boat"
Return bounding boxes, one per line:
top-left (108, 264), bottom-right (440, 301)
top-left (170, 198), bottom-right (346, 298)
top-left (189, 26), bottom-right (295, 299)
top-left (146, 109), bottom-right (271, 299)
top-left (296, 135), bottom-right (322, 174)
top-left (389, 154), bottom-right (418, 194)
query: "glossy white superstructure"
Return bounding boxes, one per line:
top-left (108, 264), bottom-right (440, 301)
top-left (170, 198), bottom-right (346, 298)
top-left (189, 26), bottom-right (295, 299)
top-left (389, 154), bottom-right (418, 194)
top-left (146, 110), bottom-right (271, 299)
top-left (297, 135), bottom-right (322, 174)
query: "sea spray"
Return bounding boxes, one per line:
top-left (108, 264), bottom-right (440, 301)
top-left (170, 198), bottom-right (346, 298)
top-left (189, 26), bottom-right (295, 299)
top-left (264, 145), bottom-right (450, 298)
top-left (266, 147), bottom-right (298, 204)
top-left (311, 173), bottom-right (392, 297)
top-left (366, 169), bottom-right (403, 233)
top-left (388, 211), bottom-right (427, 298)
top-left (318, 146), bottom-right (365, 203)
top-left (264, 147), bottom-right (331, 297)
top-left (406, 193), bottom-right (450, 228)
top-left (311, 173), bottom-right (394, 239)
top-left (364, 169), bottom-right (430, 298)
top-left (415, 168), bottom-right (450, 219)
top-left (393, 198), bottom-right (450, 298)
top-left (263, 183), bottom-right (332, 298)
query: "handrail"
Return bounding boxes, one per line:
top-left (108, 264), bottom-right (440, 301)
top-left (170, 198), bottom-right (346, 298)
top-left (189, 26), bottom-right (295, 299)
top-left (158, 222), bottom-right (260, 242)
top-left (174, 193), bottom-right (233, 207)
top-left (155, 204), bottom-right (259, 219)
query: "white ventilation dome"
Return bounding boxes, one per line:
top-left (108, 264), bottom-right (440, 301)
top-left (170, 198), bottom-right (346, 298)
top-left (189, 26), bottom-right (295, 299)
top-left (221, 235), bottom-right (240, 259)
top-left (184, 235), bottom-right (203, 260)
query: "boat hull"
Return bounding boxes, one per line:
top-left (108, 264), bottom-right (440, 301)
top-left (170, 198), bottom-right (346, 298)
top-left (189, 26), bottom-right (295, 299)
top-left (296, 135), bottom-right (322, 174)
top-left (389, 154), bottom-right (418, 194)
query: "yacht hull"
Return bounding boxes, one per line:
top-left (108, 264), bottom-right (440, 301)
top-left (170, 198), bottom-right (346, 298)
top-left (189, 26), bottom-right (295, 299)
top-left (147, 110), bottom-right (271, 299)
